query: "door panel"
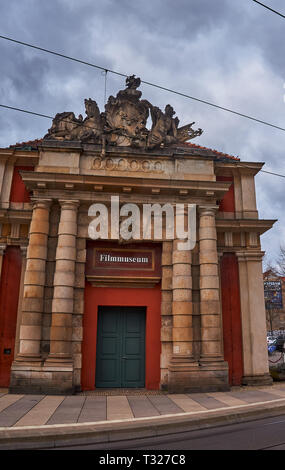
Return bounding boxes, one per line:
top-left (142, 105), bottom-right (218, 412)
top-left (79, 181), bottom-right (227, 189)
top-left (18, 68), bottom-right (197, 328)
top-left (121, 307), bottom-right (145, 387)
top-left (96, 307), bottom-right (122, 387)
top-left (96, 306), bottom-right (145, 388)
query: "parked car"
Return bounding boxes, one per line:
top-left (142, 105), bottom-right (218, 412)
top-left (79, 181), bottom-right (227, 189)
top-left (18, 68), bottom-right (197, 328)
top-left (268, 343), bottom-right (277, 354)
top-left (275, 335), bottom-right (285, 352)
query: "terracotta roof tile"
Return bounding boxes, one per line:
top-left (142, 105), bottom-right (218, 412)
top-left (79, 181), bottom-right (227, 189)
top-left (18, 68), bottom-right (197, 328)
top-left (9, 138), bottom-right (43, 149)
top-left (177, 142), bottom-right (240, 161)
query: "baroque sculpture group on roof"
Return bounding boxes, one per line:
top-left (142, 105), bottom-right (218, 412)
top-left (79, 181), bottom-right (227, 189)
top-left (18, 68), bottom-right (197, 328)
top-left (44, 75), bottom-right (203, 149)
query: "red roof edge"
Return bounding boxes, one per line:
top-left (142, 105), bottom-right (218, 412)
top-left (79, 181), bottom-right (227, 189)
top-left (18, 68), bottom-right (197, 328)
top-left (178, 142), bottom-right (240, 161)
top-left (7, 138), bottom-right (240, 161)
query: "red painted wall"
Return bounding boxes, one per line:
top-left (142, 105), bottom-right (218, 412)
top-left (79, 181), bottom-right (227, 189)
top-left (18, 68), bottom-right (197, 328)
top-left (220, 253), bottom-right (243, 385)
top-left (10, 166), bottom-right (34, 202)
top-left (217, 176), bottom-right (235, 213)
top-left (0, 247), bottom-right (22, 387)
top-left (81, 283), bottom-right (161, 390)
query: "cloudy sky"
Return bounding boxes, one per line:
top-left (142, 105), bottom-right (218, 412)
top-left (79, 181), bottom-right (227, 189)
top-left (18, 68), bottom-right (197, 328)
top-left (0, 0), bottom-right (284, 264)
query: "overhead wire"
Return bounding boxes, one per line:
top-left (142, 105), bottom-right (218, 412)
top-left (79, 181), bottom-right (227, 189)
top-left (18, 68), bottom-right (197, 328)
top-left (251, 0), bottom-right (285, 19)
top-left (0, 103), bottom-right (103, 135)
top-left (1, 34), bottom-right (285, 133)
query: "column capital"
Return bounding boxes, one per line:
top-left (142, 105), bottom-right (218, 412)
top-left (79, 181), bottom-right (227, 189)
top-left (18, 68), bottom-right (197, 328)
top-left (236, 250), bottom-right (265, 263)
top-left (198, 205), bottom-right (219, 216)
top-left (31, 198), bottom-right (53, 210)
top-left (58, 199), bottom-right (80, 210)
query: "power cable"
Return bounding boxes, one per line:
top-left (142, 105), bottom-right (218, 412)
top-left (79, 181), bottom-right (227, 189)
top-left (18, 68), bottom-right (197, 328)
top-left (258, 169), bottom-right (285, 178)
top-left (251, 0), bottom-right (285, 19)
top-left (0, 34), bottom-right (125, 78)
top-left (1, 34), bottom-right (285, 133)
top-left (0, 103), bottom-right (103, 134)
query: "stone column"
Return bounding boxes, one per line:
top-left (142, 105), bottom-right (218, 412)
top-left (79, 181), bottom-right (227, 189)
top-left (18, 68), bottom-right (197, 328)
top-left (168, 238), bottom-right (199, 392)
top-left (160, 241), bottom-right (173, 388)
top-left (45, 200), bottom-right (79, 371)
top-left (14, 199), bottom-right (52, 363)
top-left (198, 206), bottom-right (228, 390)
top-left (237, 251), bottom-right (272, 386)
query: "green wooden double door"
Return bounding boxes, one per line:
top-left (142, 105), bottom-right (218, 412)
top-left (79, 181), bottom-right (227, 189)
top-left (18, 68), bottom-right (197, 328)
top-left (96, 306), bottom-right (146, 388)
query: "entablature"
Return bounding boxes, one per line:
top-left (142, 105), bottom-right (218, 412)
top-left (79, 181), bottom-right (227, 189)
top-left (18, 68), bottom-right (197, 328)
top-left (20, 170), bottom-right (232, 203)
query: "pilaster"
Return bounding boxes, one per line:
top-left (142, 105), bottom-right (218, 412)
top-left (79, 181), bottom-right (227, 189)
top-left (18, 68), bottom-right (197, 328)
top-left (237, 250), bottom-right (272, 386)
top-left (160, 241), bottom-right (173, 388)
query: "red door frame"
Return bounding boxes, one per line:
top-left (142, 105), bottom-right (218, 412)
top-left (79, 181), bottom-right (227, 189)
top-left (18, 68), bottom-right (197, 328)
top-left (81, 282), bottom-right (161, 390)
top-left (0, 246), bottom-right (22, 387)
top-left (220, 253), bottom-right (244, 385)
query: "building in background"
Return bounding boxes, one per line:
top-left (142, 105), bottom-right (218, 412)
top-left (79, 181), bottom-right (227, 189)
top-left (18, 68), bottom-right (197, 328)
top-left (264, 270), bottom-right (285, 333)
top-left (0, 77), bottom-right (276, 394)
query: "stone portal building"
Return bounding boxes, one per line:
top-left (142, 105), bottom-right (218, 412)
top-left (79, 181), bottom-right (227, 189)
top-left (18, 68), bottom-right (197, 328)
top-left (0, 76), bottom-right (275, 394)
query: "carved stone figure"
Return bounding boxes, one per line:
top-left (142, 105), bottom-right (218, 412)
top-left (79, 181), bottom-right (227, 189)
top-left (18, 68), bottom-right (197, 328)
top-left (147, 104), bottom-right (180, 149)
top-left (126, 74), bottom-right (141, 90)
top-left (177, 123), bottom-right (203, 142)
top-left (103, 79), bottom-right (149, 147)
top-left (76, 98), bottom-right (103, 143)
top-left (44, 112), bottom-right (82, 141)
top-left (43, 74), bottom-right (203, 149)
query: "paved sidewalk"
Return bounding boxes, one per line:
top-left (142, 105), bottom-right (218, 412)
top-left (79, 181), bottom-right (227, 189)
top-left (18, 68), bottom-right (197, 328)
top-left (1, 383), bottom-right (285, 449)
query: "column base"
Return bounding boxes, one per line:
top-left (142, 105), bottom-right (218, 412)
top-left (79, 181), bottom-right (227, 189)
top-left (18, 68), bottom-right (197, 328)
top-left (168, 356), bottom-right (229, 393)
top-left (9, 360), bottom-right (75, 395)
top-left (242, 374), bottom-right (273, 387)
top-left (13, 353), bottom-right (42, 366)
top-left (44, 354), bottom-right (73, 368)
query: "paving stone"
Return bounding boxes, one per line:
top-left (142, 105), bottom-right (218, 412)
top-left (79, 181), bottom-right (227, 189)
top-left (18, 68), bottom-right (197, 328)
top-left (148, 395), bottom-right (184, 414)
top-left (186, 393), bottom-right (229, 410)
top-left (107, 396), bottom-right (133, 420)
top-left (228, 389), bottom-right (283, 404)
top-left (0, 394), bottom-right (23, 413)
top-left (259, 386), bottom-right (285, 397)
top-left (78, 397), bottom-right (107, 423)
top-left (0, 395), bottom-right (44, 427)
top-left (46, 396), bottom-right (86, 425)
top-left (14, 395), bottom-right (65, 427)
top-left (127, 396), bottom-right (160, 418)
top-left (208, 392), bottom-right (248, 407)
top-left (167, 394), bottom-right (208, 412)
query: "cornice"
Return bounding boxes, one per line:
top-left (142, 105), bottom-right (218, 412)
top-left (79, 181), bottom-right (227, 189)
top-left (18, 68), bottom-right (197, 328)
top-left (19, 170), bottom-right (232, 201)
top-left (215, 161), bottom-right (264, 177)
top-left (216, 218), bottom-right (276, 234)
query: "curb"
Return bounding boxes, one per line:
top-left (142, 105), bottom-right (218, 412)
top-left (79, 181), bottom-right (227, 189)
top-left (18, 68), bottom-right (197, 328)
top-left (1, 398), bottom-right (285, 449)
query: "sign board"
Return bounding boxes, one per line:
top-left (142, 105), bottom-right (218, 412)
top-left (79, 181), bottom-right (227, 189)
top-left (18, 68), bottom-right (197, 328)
top-left (86, 242), bottom-right (161, 287)
top-left (94, 248), bottom-right (154, 271)
top-left (264, 280), bottom-right (283, 309)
